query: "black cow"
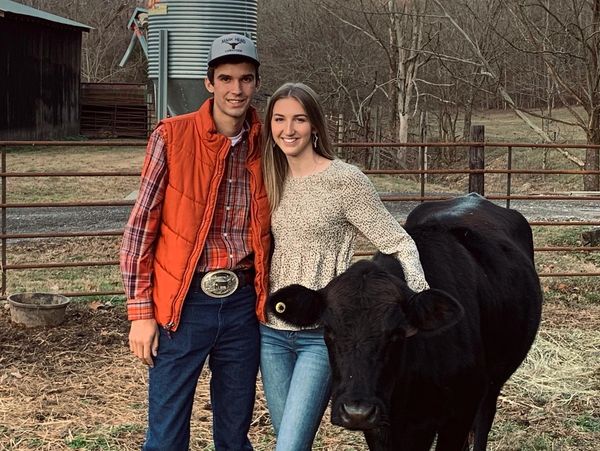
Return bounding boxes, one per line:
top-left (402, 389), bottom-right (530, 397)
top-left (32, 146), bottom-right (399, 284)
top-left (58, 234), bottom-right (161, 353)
top-left (267, 193), bottom-right (542, 451)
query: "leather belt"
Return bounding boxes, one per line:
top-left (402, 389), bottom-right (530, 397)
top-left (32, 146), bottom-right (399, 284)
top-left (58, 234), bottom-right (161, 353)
top-left (189, 268), bottom-right (254, 298)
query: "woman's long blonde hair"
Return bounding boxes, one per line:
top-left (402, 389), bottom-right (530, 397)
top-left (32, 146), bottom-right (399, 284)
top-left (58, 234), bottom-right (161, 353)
top-left (262, 82), bottom-right (336, 212)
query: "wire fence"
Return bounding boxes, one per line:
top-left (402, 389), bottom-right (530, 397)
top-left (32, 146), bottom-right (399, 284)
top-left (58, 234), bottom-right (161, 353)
top-left (0, 139), bottom-right (599, 299)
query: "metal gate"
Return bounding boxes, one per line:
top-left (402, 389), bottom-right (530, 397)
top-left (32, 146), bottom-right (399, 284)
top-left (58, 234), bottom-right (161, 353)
top-left (1, 139), bottom-right (599, 299)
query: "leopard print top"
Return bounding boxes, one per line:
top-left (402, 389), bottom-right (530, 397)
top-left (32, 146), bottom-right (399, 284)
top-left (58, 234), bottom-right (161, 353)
top-left (266, 159), bottom-right (429, 330)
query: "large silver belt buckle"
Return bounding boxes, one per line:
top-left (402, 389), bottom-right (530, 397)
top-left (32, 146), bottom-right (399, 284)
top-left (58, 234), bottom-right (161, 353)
top-left (200, 270), bottom-right (239, 298)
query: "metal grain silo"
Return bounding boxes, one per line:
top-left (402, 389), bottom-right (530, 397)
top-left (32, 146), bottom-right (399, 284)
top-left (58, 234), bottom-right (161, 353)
top-left (147, 0), bottom-right (258, 118)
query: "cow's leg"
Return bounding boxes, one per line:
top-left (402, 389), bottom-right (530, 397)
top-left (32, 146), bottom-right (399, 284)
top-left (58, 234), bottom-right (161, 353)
top-left (435, 417), bottom-right (472, 451)
top-left (390, 423), bottom-right (436, 451)
top-left (364, 427), bottom-right (391, 451)
top-left (471, 384), bottom-right (502, 451)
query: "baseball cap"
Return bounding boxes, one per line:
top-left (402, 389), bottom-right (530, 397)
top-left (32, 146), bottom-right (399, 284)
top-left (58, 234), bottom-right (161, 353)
top-left (207, 33), bottom-right (260, 67)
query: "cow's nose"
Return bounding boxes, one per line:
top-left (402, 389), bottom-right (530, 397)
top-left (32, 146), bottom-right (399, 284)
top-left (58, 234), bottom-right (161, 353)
top-left (339, 401), bottom-right (379, 429)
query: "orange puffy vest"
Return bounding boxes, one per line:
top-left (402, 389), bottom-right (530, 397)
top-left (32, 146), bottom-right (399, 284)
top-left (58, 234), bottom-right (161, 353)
top-left (151, 99), bottom-right (271, 330)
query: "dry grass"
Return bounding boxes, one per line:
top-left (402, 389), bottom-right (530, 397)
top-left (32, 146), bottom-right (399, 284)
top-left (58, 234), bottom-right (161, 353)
top-left (5, 146), bottom-right (143, 202)
top-left (6, 237), bottom-right (123, 295)
top-left (0, 301), bottom-right (366, 451)
top-left (471, 108), bottom-right (587, 143)
top-left (491, 305), bottom-right (600, 450)
top-left (0, 301), bottom-right (597, 451)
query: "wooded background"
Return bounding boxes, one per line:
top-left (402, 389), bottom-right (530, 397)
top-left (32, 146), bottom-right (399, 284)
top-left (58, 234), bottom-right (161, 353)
top-left (17, 0), bottom-right (600, 189)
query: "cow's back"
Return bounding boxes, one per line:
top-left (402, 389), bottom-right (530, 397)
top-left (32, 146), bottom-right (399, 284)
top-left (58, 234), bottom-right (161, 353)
top-left (402, 193), bottom-right (542, 388)
top-left (406, 192), bottom-right (534, 262)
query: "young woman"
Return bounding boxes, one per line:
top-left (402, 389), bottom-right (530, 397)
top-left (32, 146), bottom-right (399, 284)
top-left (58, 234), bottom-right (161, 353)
top-left (260, 82), bottom-right (429, 451)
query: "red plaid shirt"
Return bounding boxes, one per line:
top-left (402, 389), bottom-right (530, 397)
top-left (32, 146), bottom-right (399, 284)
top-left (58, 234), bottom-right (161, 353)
top-left (196, 129), bottom-right (252, 271)
top-left (120, 125), bottom-right (253, 317)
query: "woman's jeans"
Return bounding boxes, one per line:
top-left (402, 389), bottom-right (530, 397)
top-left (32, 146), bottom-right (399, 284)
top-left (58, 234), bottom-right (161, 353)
top-left (143, 285), bottom-right (259, 451)
top-left (260, 324), bottom-right (332, 451)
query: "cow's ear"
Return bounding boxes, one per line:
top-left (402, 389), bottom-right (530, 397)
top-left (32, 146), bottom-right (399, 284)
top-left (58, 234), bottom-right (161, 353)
top-left (403, 289), bottom-right (464, 336)
top-left (266, 284), bottom-right (326, 328)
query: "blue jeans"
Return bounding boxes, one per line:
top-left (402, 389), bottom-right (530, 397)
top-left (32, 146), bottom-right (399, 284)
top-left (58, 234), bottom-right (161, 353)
top-left (260, 324), bottom-right (332, 451)
top-left (143, 285), bottom-right (259, 451)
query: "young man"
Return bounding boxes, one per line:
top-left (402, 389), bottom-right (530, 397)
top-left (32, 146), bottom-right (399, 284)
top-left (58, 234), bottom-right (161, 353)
top-left (120, 33), bottom-right (271, 451)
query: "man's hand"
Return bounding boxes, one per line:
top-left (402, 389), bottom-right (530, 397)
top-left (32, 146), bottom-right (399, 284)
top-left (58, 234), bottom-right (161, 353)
top-left (129, 318), bottom-right (160, 367)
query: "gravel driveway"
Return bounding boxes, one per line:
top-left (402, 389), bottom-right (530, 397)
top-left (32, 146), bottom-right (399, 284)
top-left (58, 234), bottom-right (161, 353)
top-left (384, 197), bottom-right (600, 222)
top-left (5, 195), bottom-right (598, 237)
top-left (7, 206), bottom-right (132, 235)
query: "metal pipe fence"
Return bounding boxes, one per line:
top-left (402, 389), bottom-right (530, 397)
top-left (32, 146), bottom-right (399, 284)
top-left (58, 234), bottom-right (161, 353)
top-left (0, 140), bottom-right (599, 299)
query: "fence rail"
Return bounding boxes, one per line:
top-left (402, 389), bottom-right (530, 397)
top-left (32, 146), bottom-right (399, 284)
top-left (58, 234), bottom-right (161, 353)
top-left (1, 138), bottom-right (599, 299)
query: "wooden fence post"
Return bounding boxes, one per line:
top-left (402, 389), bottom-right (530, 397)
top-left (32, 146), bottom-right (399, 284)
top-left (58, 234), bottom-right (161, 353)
top-left (373, 106), bottom-right (380, 169)
top-left (1, 146), bottom-right (6, 296)
top-left (419, 111), bottom-right (428, 200)
top-left (469, 125), bottom-right (485, 195)
top-left (337, 113), bottom-right (344, 159)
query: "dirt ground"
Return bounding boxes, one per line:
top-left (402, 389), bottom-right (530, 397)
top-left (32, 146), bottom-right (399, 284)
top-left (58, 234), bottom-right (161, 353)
top-left (0, 297), bottom-right (598, 451)
top-left (0, 300), bottom-right (363, 451)
top-left (0, 301), bottom-right (148, 450)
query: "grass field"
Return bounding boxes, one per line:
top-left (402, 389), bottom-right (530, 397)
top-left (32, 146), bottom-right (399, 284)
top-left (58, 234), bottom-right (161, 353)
top-left (0, 107), bottom-right (598, 450)
top-left (4, 146), bottom-right (142, 202)
top-left (471, 108), bottom-right (587, 143)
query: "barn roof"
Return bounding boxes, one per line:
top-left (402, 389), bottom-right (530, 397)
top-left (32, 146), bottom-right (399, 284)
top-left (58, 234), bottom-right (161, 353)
top-left (0, 0), bottom-right (91, 32)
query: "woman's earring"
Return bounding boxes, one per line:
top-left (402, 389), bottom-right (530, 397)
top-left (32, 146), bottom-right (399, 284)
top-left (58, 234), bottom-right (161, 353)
top-left (312, 133), bottom-right (319, 148)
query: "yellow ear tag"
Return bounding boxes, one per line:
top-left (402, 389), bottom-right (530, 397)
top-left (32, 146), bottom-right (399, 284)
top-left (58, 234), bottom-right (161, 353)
top-left (275, 302), bottom-right (286, 314)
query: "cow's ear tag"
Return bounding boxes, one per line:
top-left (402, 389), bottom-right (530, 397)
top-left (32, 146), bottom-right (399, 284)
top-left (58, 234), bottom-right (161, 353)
top-left (275, 302), bottom-right (286, 314)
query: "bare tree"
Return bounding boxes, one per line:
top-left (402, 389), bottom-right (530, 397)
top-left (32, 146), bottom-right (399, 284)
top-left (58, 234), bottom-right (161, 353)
top-left (422, 0), bottom-right (504, 142)
top-left (434, 0), bottom-right (599, 189)
top-left (506, 0), bottom-right (600, 189)
top-left (22, 0), bottom-right (146, 82)
top-left (314, 0), bottom-right (434, 149)
top-left (260, 0), bottom-right (395, 146)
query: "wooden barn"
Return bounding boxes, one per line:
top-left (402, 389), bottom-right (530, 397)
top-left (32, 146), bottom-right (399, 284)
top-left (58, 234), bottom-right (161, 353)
top-left (0, 0), bottom-right (90, 140)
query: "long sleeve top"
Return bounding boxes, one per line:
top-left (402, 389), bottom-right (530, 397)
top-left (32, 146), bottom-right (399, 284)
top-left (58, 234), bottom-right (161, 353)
top-left (267, 159), bottom-right (429, 330)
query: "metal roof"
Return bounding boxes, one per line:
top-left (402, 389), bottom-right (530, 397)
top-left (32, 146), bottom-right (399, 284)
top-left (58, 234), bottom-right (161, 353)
top-left (0, 0), bottom-right (91, 31)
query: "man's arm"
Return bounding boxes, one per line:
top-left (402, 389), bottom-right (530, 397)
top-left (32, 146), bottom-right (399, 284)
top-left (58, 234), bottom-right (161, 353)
top-left (120, 127), bottom-right (168, 366)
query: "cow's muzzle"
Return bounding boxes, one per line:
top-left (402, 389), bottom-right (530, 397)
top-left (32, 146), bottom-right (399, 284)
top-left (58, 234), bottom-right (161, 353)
top-left (336, 400), bottom-right (381, 430)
